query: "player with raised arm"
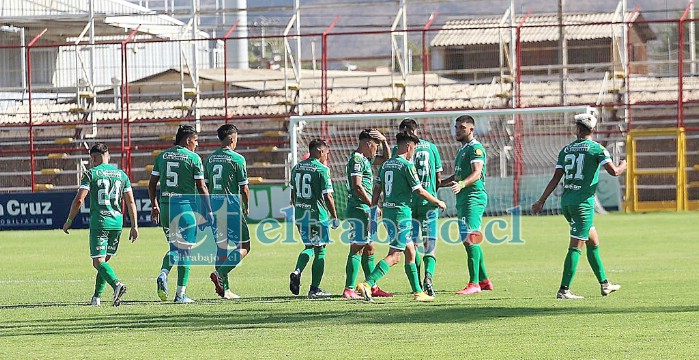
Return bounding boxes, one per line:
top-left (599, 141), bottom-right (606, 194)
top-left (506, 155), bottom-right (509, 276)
top-left (342, 129), bottom-right (393, 300)
top-left (149, 125), bottom-right (212, 304)
top-left (206, 124), bottom-right (251, 300)
top-left (358, 131), bottom-right (447, 302)
top-left (63, 143), bottom-right (138, 307)
top-left (532, 111), bottom-right (626, 299)
top-left (395, 118), bottom-right (444, 296)
top-left (289, 139), bottom-right (340, 299)
top-left (441, 115), bottom-right (493, 295)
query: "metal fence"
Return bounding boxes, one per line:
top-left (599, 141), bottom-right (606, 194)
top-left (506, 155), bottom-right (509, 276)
top-left (0, 15), bottom-right (697, 205)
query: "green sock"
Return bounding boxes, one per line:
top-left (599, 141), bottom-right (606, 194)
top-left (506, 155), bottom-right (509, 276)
top-left (93, 273), bottom-right (107, 297)
top-left (360, 254), bottom-right (375, 279)
top-left (478, 250), bottom-right (489, 281)
top-left (161, 251), bottom-right (178, 272)
top-left (466, 244), bottom-right (482, 284)
top-left (176, 253), bottom-right (191, 287)
top-left (423, 255), bottom-right (436, 278)
top-left (345, 253), bottom-right (361, 289)
top-left (561, 247), bottom-right (582, 288)
top-left (404, 263), bottom-right (422, 293)
top-left (586, 245), bottom-right (608, 284)
top-left (414, 248), bottom-right (423, 278)
top-left (295, 247), bottom-right (315, 273)
top-left (223, 274), bottom-right (230, 291)
top-left (311, 247), bottom-right (326, 288)
top-left (218, 250), bottom-right (242, 277)
top-left (367, 259), bottom-right (391, 287)
top-left (97, 262), bottom-right (118, 289)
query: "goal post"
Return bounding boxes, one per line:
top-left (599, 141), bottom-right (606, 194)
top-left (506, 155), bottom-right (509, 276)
top-left (290, 106), bottom-right (613, 217)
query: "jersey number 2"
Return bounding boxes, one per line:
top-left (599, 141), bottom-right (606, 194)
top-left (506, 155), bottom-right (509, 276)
top-left (212, 164), bottom-right (223, 191)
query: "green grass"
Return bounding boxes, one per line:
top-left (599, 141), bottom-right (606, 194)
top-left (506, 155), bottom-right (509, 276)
top-left (0, 212), bottom-right (698, 359)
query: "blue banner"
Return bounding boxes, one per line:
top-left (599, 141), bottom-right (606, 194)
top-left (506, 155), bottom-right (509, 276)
top-left (0, 189), bottom-right (154, 231)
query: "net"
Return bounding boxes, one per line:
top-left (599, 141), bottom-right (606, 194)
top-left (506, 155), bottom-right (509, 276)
top-left (290, 106), bottom-right (622, 217)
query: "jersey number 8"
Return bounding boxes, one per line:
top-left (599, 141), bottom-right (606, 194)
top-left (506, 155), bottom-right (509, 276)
top-left (384, 170), bottom-right (394, 196)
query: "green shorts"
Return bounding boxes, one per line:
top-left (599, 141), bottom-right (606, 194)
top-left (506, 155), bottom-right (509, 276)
top-left (211, 196), bottom-right (251, 245)
top-left (562, 203), bottom-right (595, 241)
top-left (296, 222), bottom-right (330, 246)
top-left (346, 205), bottom-right (371, 245)
top-left (160, 201), bottom-right (198, 247)
top-left (457, 201), bottom-right (486, 241)
top-left (410, 205), bottom-right (439, 254)
top-left (382, 208), bottom-right (413, 251)
top-left (89, 229), bottom-right (122, 258)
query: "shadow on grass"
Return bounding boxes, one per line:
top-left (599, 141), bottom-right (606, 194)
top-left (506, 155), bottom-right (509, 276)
top-left (1, 302), bottom-right (697, 337)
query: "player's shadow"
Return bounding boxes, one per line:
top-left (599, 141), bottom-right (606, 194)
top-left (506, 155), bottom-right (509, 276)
top-left (1, 303), bottom-right (698, 337)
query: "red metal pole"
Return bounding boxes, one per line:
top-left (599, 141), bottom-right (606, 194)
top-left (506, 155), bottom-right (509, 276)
top-left (513, 14), bottom-right (528, 207)
top-left (26, 28), bottom-right (47, 192)
top-left (422, 12), bottom-right (438, 111)
top-left (625, 9), bottom-right (639, 131)
top-left (223, 19), bottom-right (241, 124)
top-left (679, 2), bottom-right (693, 128)
top-left (120, 26), bottom-right (140, 176)
top-left (322, 33), bottom-right (327, 114)
top-left (321, 17), bottom-right (340, 115)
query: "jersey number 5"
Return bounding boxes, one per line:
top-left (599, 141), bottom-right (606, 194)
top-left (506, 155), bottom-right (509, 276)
top-left (294, 173), bottom-right (312, 199)
top-left (563, 153), bottom-right (585, 180)
top-left (166, 161), bottom-right (179, 187)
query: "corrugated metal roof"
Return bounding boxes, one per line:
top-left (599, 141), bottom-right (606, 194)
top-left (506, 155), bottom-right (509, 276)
top-left (0, 0), bottom-right (208, 40)
top-left (431, 12), bottom-right (656, 47)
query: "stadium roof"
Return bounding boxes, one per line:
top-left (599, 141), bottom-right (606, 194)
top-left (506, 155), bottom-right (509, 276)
top-left (431, 12), bottom-right (656, 47)
top-left (0, 0), bottom-right (208, 40)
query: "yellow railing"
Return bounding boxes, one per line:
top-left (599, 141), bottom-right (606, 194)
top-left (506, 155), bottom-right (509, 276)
top-left (625, 128), bottom-right (687, 212)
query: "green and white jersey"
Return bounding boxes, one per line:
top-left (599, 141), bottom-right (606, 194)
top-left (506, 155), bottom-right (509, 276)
top-left (556, 138), bottom-right (612, 206)
top-left (454, 139), bottom-right (487, 208)
top-left (393, 139), bottom-right (443, 208)
top-left (377, 155), bottom-right (422, 213)
top-left (291, 158), bottom-right (334, 222)
top-left (345, 151), bottom-right (373, 211)
top-left (79, 163), bottom-right (132, 230)
top-left (204, 148), bottom-right (248, 195)
top-left (151, 145), bottom-right (204, 204)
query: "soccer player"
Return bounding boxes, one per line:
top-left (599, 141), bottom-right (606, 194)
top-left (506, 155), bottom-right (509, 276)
top-left (342, 129), bottom-right (393, 300)
top-left (532, 111), bottom-right (626, 299)
top-left (358, 131), bottom-right (446, 302)
top-left (206, 124), bottom-right (251, 300)
top-left (289, 139), bottom-right (340, 298)
top-left (63, 143), bottom-right (138, 307)
top-left (395, 118), bottom-right (443, 296)
top-left (441, 115), bottom-right (493, 295)
top-left (149, 125), bottom-right (212, 304)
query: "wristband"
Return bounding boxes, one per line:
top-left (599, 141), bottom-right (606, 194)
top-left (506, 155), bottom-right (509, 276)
top-left (459, 180), bottom-right (466, 189)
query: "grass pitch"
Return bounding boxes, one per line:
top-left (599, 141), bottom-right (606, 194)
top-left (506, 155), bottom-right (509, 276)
top-left (0, 212), bottom-right (697, 359)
